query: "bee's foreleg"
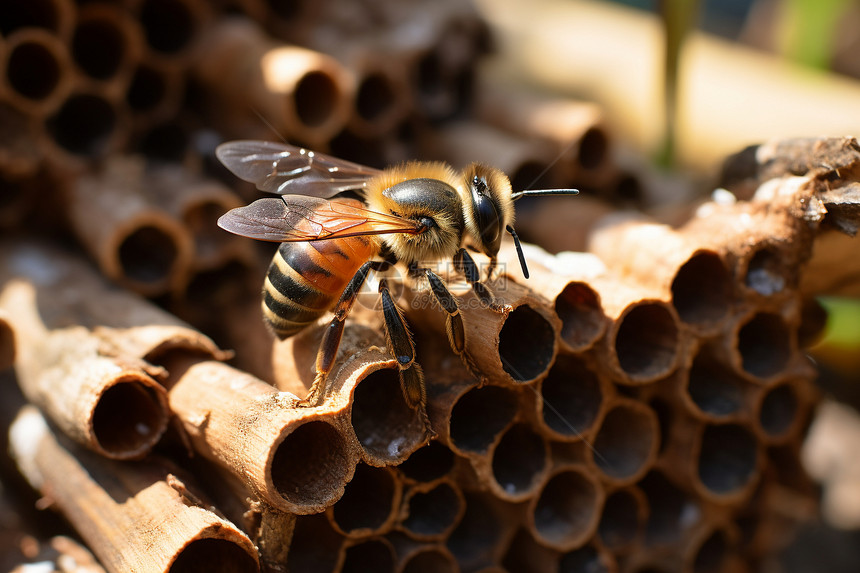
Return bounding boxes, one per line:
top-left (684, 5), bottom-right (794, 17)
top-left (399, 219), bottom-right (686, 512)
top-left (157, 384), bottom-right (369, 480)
top-left (300, 260), bottom-right (382, 408)
top-left (421, 269), bottom-right (484, 384)
top-left (454, 248), bottom-right (511, 314)
top-left (378, 278), bottom-right (433, 434)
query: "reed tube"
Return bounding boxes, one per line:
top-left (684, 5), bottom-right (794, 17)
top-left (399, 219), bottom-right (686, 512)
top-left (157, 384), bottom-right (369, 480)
top-left (2, 28), bottom-right (73, 117)
top-left (326, 462), bottom-right (401, 538)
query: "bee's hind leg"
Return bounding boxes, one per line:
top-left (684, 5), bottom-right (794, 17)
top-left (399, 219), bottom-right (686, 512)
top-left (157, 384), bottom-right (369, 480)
top-left (454, 248), bottom-right (512, 314)
top-left (299, 260), bottom-right (386, 408)
top-left (378, 278), bottom-right (433, 435)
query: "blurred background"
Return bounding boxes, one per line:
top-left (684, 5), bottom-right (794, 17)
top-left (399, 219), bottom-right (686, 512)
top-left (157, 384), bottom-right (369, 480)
top-left (4, 0), bottom-right (860, 571)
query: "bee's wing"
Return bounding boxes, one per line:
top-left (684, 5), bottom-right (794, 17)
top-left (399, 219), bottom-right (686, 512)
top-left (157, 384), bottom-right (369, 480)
top-left (218, 196), bottom-right (423, 242)
top-left (216, 140), bottom-right (382, 197)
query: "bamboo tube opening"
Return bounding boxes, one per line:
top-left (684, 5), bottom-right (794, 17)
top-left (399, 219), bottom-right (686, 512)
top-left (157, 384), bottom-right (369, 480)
top-left (690, 529), bottom-right (730, 573)
top-left (91, 378), bottom-right (169, 458)
top-left (0, 0), bottom-right (64, 35)
top-left (530, 468), bottom-right (602, 550)
top-left (401, 547), bottom-right (457, 573)
top-left (356, 72), bottom-right (396, 122)
top-left (270, 420), bottom-right (352, 508)
top-left (117, 224), bottom-right (180, 286)
top-left (398, 442), bottom-right (455, 483)
top-left (744, 246), bottom-right (787, 296)
top-left (578, 126), bottom-right (610, 170)
top-left (640, 471), bottom-right (699, 545)
top-left (696, 423), bottom-right (758, 497)
top-left (498, 304), bottom-right (556, 381)
top-left (341, 539), bottom-right (395, 573)
top-left (6, 35), bottom-right (63, 102)
top-left (736, 312), bottom-right (791, 379)
top-left (555, 282), bottom-right (605, 352)
top-left (670, 251), bottom-right (731, 327)
top-left (591, 401), bottom-right (658, 483)
top-left (491, 423), bottom-right (549, 498)
top-left (598, 488), bottom-right (644, 550)
top-left (168, 537), bottom-right (258, 573)
top-left (330, 463), bottom-right (397, 536)
top-left (350, 366), bottom-right (428, 464)
top-left (449, 385), bottom-right (518, 454)
top-left (71, 14), bottom-right (128, 81)
top-left (294, 70), bottom-right (339, 127)
top-left (613, 303), bottom-right (679, 382)
top-left (139, 0), bottom-right (195, 54)
top-left (540, 354), bottom-right (603, 440)
top-left (559, 543), bottom-right (615, 573)
top-left (286, 514), bottom-right (342, 573)
top-left (46, 93), bottom-right (117, 155)
top-left (687, 347), bottom-right (746, 418)
top-left (127, 63), bottom-right (169, 113)
top-left (402, 481), bottom-right (463, 539)
top-left (446, 492), bottom-right (505, 567)
top-left (758, 383), bottom-right (798, 439)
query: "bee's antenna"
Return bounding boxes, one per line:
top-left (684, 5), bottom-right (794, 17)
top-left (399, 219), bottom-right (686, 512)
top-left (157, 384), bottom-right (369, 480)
top-left (511, 188), bottom-right (580, 201)
top-left (506, 225), bottom-right (529, 279)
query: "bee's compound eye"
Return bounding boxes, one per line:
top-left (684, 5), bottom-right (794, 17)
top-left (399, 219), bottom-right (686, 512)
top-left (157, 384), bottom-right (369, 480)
top-left (418, 215), bottom-right (437, 230)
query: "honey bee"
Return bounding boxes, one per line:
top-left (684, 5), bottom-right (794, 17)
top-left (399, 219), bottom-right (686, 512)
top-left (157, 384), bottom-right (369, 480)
top-left (216, 140), bottom-right (577, 429)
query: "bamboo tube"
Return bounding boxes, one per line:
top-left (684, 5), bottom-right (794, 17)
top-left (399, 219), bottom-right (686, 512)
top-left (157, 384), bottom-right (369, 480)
top-left (338, 537), bottom-right (396, 573)
top-left (66, 156), bottom-right (194, 297)
top-left (71, 4), bottom-right (144, 98)
top-left (326, 462), bottom-right (401, 538)
top-left (693, 422), bottom-right (762, 504)
top-left (477, 422), bottom-right (551, 502)
top-left (284, 513), bottom-right (344, 573)
top-left (396, 441), bottom-right (456, 484)
top-left (527, 464), bottom-right (604, 551)
top-left (194, 18), bottom-right (354, 148)
top-left (2, 28), bottom-right (74, 117)
top-left (0, 280), bottom-right (170, 460)
top-left (44, 88), bottom-right (127, 163)
top-left (125, 60), bottom-right (186, 126)
top-left (390, 538), bottom-right (458, 573)
top-left (0, 309), bottom-right (14, 371)
top-left (165, 357), bottom-right (358, 514)
top-left (752, 379), bottom-right (815, 445)
top-left (683, 522), bottom-right (738, 573)
top-left (597, 486), bottom-right (648, 553)
top-left (724, 309), bottom-right (797, 384)
top-left (397, 478), bottom-right (465, 541)
top-left (418, 120), bottom-right (562, 192)
top-left (535, 352), bottom-right (609, 443)
top-left (0, 103), bottom-right (44, 178)
top-left (588, 218), bottom-right (733, 334)
top-left (129, 0), bottom-right (209, 65)
top-left (637, 470), bottom-right (701, 547)
top-left (8, 406), bottom-right (259, 573)
top-left (0, 0), bottom-right (75, 41)
top-left (587, 398), bottom-right (659, 486)
top-left (474, 64), bottom-right (613, 185)
top-left (683, 342), bottom-right (751, 422)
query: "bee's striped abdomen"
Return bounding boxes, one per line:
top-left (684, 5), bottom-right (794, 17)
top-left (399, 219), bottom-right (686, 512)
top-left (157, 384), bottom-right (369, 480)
top-left (263, 236), bottom-right (377, 338)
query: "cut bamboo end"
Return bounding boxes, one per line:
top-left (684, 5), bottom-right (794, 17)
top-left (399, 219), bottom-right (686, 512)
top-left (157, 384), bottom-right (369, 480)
top-left (553, 280), bottom-right (607, 353)
top-left (9, 406), bottom-right (259, 573)
top-left (2, 28), bottom-right (74, 116)
top-left (398, 478), bottom-right (465, 541)
top-left (44, 89), bottom-right (127, 161)
top-left (684, 343), bottom-right (750, 421)
top-left (166, 359), bottom-right (358, 514)
top-left (0, 0), bottom-right (75, 41)
top-left (339, 537), bottom-right (396, 573)
top-left (597, 485), bottom-right (648, 552)
top-left (434, 381), bottom-right (519, 457)
top-left (394, 542), bottom-right (458, 573)
top-left (588, 399), bottom-right (659, 485)
top-left (0, 309), bottom-right (14, 370)
top-left (527, 464), bottom-right (604, 551)
top-left (446, 490), bottom-right (519, 570)
top-left (537, 353), bottom-right (607, 442)
top-left (126, 60), bottom-right (185, 125)
top-left (638, 470), bottom-right (701, 547)
top-left (752, 379), bottom-right (812, 445)
top-left (727, 310), bottom-right (795, 383)
top-left (283, 514), bottom-right (343, 573)
top-left (397, 441), bottom-right (456, 484)
top-left (326, 462), bottom-right (401, 538)
top-left (131, 0), bottom-right (208, 64)
top-left (694, 422), bottom-right (761, 503)
top-left (72, 4), bottom-right (144, 96)
top-left (482, 422), bottom-right (551, 502)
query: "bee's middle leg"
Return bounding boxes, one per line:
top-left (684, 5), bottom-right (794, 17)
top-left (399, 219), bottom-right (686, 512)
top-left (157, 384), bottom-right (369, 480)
top-left (454, 248), bottom-right (512, 313)
top-left (301, 260), bottom-right (387, 408)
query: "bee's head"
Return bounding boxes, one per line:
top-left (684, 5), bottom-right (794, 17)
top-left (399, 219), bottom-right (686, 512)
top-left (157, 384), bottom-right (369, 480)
top-left (462, 163), bottom-right (514, 260)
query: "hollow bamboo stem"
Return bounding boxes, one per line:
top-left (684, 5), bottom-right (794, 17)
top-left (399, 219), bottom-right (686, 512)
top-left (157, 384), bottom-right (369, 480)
top-left (1, 28), bottom-right (74, 117)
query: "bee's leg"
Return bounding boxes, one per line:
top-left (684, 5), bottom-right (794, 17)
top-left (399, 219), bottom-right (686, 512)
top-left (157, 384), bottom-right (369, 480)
top-left (454, 248), bottom-right (511, 313)
top-left (301, 260), bottom-right (387, 408)
top-left (378, 277), bottom-right (433, 433)
top-left (421, 268), bottom-right (485, 383)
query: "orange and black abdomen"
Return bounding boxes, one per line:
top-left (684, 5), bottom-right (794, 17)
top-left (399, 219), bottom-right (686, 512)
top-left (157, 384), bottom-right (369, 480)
top-left (263, 236), bottom-right (377, 338)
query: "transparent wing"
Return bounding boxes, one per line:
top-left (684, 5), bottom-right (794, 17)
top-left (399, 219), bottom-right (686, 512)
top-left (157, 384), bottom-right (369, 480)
top-left (217, 196), bottom-right (422, 243)
top-left (216, 140), bottom-right (382, 197)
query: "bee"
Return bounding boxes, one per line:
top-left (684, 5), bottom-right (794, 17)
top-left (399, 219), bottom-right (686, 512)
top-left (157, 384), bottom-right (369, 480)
top-left (216, 140), bottom-right (577, 429)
